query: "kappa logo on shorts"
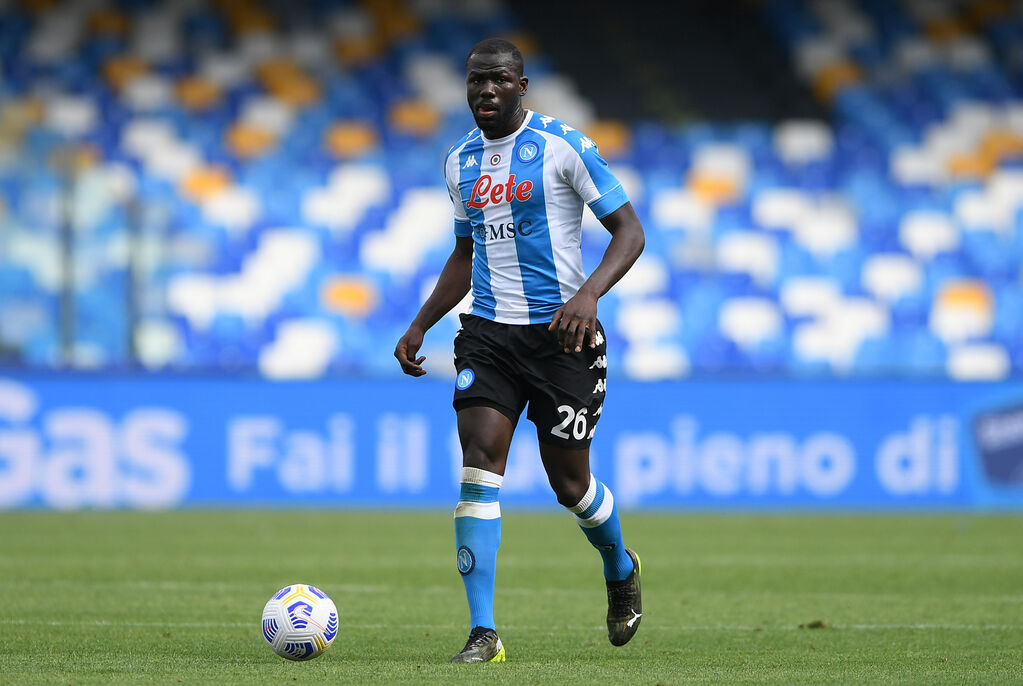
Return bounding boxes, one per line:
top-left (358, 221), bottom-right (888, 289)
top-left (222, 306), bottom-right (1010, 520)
top-left (516, 141), bottom-right (539, 163)
top-left (456, 546), bottom-right (476, 575)
top-left (456, 368), bottom-right (475, 390)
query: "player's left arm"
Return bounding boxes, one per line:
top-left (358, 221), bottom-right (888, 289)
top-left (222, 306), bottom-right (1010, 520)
top-left (549, 202), bottom-right (645, 353)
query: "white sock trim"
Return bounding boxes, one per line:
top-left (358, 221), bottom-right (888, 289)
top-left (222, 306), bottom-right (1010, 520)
top-left (460, 467), bottom-right (503, 488)
top-left (454, 501), bottom-right (501, 519)
top-left (568, 474), bottom-right (597, 514)
top-left (576, 485), bottom-right (614, 528)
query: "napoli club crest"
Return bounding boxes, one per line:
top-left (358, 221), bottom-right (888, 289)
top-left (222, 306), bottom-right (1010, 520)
top-left (457, 546), bottom-right (475, 575)
top-left (456, 368), bottom-right (475, 390)
top-left (517, 141), bottom-right (539, 163)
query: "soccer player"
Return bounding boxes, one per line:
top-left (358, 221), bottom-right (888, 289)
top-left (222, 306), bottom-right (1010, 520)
top-left (394, 37), bottom-right (645, 663)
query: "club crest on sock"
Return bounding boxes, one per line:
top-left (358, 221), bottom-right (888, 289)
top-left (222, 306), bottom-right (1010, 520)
top-left (457, 545), bottom-right (476, 575)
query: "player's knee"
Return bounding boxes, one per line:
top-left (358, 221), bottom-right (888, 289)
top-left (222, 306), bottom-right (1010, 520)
top-left (550, 474), bottom-right (589, 508)
top-left (460, 437), bottom-right (506, 474)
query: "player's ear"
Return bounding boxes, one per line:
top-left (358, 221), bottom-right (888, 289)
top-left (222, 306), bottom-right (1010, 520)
top-left (519, 76), bottom-right (528, 96)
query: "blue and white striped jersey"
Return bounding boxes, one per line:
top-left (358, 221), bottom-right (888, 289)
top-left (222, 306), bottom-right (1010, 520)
top-left (444, 110), bottom-right (629, 325)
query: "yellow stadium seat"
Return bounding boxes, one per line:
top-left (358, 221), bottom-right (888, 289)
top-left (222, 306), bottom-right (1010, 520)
top-left (227, 123), bottom-right (277, 159)
top-left (938, 280), bottom-right (992, 311)
top-left (103, 55), bottom-right (147, 90)
top-left (924, 17), bottom-right (969, 42)
top-left (496, 32), bottom-right (538, 58)
top-left (254, 60), bottom-right (322, 107)
top-left (76, 145), bottom-right (100, 170)
top-left (176, 77), bottom-right (223, 111)
top-left (375, 7), bottom-right (419, 42)
top-left (363, 0), bottom-right (418, 39)
top-left (321, 276), bottom-right (379, 318)
top-left (267, 77), bottom-right (322, 108)
top-left (88, 9), bottom-right (129, 35)
top-left (587, 120), bottom-right (631, 159)
top-left (1, 98), bottom-right (43, 137)
top-left (979, 129), bottom-right (1023, 163)
top-left (334, 36), bottom-right (384, 65)
top-left (180, 166), bottom-right (233, 201)
top-left (388, 100), bottom-right (440, 137)
top-left (946, 150), bottom-right (995, 178)
top-left (18, 0), bottom-right (59, 14)
top-left (687, 173), bottom-right (740, 205)
top-left (50, 145), bottom-right (100, 172)
top-left (222, 4), bottom-right (275, 35)
top-left (255, 60), bottom-right (303, 89)
top-left (967, 0), bottom-right (1012, 28)
top-left (324, 121), bottom-right (378, 158)
top-left (811, 61), bottom-right (861, 102)
top-left (930, 278), bottom-right (994, 342)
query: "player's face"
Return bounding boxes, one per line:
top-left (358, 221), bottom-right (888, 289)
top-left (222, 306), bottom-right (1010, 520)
top-left (466, 52), bottom-right (527, 138)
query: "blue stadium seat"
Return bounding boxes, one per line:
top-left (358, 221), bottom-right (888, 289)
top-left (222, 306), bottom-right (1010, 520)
top-left (0, 0), bottom-right (1020, 379)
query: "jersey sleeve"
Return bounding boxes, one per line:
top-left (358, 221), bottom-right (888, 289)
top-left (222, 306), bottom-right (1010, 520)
top-left (556, 129), bottom-right (629, 219)
top-left (445, 150), bottom-right (472, 237)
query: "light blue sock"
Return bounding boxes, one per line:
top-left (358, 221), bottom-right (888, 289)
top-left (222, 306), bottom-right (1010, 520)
top-left (569, 474), bottom-right (634, 582)
top-left (453, 467), bottom-right (502, 631)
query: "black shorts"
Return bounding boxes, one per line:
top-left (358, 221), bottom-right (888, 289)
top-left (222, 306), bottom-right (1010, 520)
top-left (452, 313), bottom-right (608, 448)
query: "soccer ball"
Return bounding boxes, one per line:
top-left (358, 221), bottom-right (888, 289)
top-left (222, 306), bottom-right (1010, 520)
top-left (261, 584), bottom-right (339, 661)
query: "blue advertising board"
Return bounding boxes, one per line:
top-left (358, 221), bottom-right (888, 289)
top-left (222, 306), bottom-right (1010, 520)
top-left (1, 373), bottom-right (1022, 510)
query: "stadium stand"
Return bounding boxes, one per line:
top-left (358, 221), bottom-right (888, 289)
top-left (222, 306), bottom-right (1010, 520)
top-left (0, 0), bottom-right (1020, 380)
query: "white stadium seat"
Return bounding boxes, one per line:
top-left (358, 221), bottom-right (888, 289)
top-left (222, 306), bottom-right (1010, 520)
top-left (651, 189), bottom-right (714, 233)
top-left (623, 342), bottom-right (689, 380)
top-left (259, 319), bottom-right (339, 379)
top-left (861, 253), bottom-right (924, 302)
top-left (774, 120), bottom-right (834, 165)
top-left (715, 230), bottom-right (779, 287)
top-left (779, 276), bottom-right (843, 318)
top-left (200, 185), bottom-right (262, 234)
top-left (898, 210), bottom-right (960, 260)
top-left (946, 342), bottom-right (1010, 380)
top-left (718, 297), bottom-right (783, 349)
top-left (616, 298), bottom-right (683, 342)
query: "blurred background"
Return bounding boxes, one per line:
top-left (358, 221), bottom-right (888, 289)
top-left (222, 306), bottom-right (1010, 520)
top-left (0, 0), bottom-right (1022, 510)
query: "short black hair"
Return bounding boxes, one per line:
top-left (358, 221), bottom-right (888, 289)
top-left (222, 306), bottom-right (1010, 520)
top-left (465, 38), bottom-right (524, 77)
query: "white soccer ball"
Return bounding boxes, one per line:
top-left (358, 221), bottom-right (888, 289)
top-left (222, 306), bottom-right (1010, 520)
top-left (261, 584), bottom-right (339, 661)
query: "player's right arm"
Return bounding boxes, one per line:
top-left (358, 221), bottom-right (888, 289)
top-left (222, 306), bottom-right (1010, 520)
top-left (394, 235), bottom-right (473, 376)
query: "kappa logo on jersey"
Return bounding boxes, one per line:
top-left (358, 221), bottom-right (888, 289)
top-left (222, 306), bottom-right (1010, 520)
top-left (456, 368), bottom-right (475, 390)
top-left (539, 115), bottom-right (554, 128)
top-left (517, 141), bottom-right (539, 163)
top-left (467, 173), bottom-right (533, 209)
top-left (579, 137), bottom-right (596, 153)
top-left (464, 155), bottom-right (477, 168)
top-left (589, 354), bottom-right (607, 370)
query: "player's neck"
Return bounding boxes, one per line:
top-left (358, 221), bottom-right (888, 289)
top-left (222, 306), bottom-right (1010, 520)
top-left (482, 107), bottom-right (527, 140)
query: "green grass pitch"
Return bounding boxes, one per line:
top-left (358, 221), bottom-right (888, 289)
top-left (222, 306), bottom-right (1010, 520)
top-left (1, 511), bottom-right (1021, 685)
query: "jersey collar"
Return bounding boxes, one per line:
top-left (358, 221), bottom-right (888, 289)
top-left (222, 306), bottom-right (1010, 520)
top-left (481, 110), bottom-right (534, 144)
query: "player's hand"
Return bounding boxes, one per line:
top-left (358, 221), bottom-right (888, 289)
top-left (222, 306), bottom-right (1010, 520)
top-left (395, 326), bottom-right (427, 376)
top-left (549, 289), bottom-right (598, 353)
